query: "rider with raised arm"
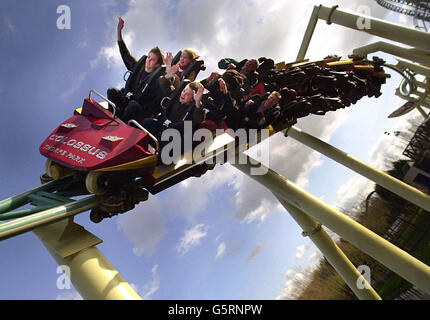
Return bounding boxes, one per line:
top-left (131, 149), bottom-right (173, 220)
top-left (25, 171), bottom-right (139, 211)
top-left (163, 49), bottom-right (201, 89)
top-left (106, 17), bottom-right (169, 121)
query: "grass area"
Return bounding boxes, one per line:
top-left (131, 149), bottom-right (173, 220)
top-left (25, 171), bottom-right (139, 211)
top-left (397, 209), bottom-right (424, 248)
top-left (376, 209), bottom-right (430, 299)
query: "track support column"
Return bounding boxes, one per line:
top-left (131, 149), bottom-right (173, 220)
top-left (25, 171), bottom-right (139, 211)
top-left (275, 195), bottom-right (381, 300)
top-left (297, 4), bottom-right (430, 60)
top-left (34, 218), bottom-right (142, 300)
top-left (230, 154), bottom-right (430, 295)
top-left (285, 126), bottom-right (430, 212)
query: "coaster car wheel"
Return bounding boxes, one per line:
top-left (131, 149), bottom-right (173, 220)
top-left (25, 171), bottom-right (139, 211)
top-left (85, 171), bottom-right (107, 195)
top-left (45, 159), bottom-right (72, 180)
top-left (90, 208), bottom-right (104, 223)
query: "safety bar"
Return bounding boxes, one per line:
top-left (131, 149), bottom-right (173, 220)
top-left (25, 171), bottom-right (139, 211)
top-left (123, 70), bottom-right (132, 82)
top-left (160, 96), bottom-right (171, 110)
top-left (89, 89), bottom-right (117, 119)
top-left (127, 120), bottom-right (160, 152)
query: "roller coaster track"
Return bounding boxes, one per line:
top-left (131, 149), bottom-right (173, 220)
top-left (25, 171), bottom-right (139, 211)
top-left (375, 0), bottom-right (430, 22)
top-left (0, 175), bottom-right (99, 241)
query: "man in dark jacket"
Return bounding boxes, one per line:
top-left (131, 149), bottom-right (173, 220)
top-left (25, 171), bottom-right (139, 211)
top-left (242, 91), bottom-right (282, 129)
top-left (107, 17), bottom-right (169, 121)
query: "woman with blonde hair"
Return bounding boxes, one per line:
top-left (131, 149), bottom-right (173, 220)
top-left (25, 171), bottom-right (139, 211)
top-left (164, 48), bottom-right (201, 88)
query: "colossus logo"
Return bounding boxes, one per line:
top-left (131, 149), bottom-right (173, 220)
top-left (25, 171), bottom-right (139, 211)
top-left (49, 134), bottom-right (108, 159)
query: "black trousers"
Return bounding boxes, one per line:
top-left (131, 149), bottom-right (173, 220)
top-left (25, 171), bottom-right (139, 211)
top-left (107, 87), bottom-right (130, 117)
top-left (121, 100), bottom-right (147, 124)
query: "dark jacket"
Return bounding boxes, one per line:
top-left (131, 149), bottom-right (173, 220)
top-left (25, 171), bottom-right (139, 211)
top-left (117, 40), bottom-right (171, 117)
top-left (162, 100), bottom-right (205, 131)
top-left (201, 76), bottom-right (239, 129)
top-left (118, 40), bottom-right (147, 94)
top-left (242, 93), bottom-right (270, 129)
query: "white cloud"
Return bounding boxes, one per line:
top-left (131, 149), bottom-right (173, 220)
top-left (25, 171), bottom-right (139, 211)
top-left (163, 163), bottom-right (240, 221)
top-left (241, 198), bottom-right (276, 224)
top-left (276, 252), bottom-right (324, 300)
top-left (214, 237), bottom-right (242, 260)
top-left (91, 32), bottom-right (135, 69)
top-left (117, 196), bottom-right (167, 257)
top-left (295, 244), bottom-right (308, 260)
top-left (335, 175), bottom-right (374, 211)
top-left (131, 264), bottom-right (160, 300)
top-left (284, 269), bottom-right (294, 278)
top-left (233, 111), bottom-right (347, 223)
top-left (308, 251), bottom-right (321, 262)
top-left (177, 224), bottom-right (209, 256)
top-left (246, 242), bottom-right (267, 263)
top-left (216, 242), bottom-right (226, 260)
top-left (276, 270), bottom-right (307, 300)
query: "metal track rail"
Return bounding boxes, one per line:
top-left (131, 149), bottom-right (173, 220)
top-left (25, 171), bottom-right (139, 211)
top-left (0, 175), bottom-right (99, 241)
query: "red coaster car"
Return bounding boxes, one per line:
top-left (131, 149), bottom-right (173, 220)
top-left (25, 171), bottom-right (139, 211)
top-left (40, 90), bottom-right (160, 195)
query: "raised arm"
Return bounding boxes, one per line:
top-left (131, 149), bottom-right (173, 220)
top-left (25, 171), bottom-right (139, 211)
top-left (116, 16), bottom-right (137, 71)
top-left (193, 83), bottom-right (204, 109)
top-left (117, 16), bottom-right (124, 42)
top-left (163, 52), bottom-right (180, 84)
top-left (192, 84), bottom-right (205, 124)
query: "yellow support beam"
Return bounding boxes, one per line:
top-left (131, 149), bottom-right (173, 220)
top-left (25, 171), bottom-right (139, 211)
top-left (34, 218), bottom-right (142, 300)
top-left (275, 196), bottom-right (381, 300)
top-left (231, 153), bottom-right (430, 295)
top-left (285, 126), bottom-right (430, 212)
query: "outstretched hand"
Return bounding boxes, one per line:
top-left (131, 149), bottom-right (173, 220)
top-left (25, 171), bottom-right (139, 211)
top-left (164, 52), bottom-right (179, 79)
top-left (118, 16), bottom-right (125, 31)
top-left (194, 83), bottom-right (204, 107)
top-left (117, 16), bottom-right (125, 41)
top-left (163, 52), bottom-right (173, 67)
top-left (227, 63), bottom-right (236, 70)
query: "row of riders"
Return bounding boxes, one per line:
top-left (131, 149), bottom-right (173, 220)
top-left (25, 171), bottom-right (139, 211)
top-left (107, 17), bottom-right (386, 153)
top-left (107, 18), bottom-right (291, 149)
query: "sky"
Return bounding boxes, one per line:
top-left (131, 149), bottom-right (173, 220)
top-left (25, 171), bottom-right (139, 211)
top-left (0, 0), bottom-right (426, 300)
